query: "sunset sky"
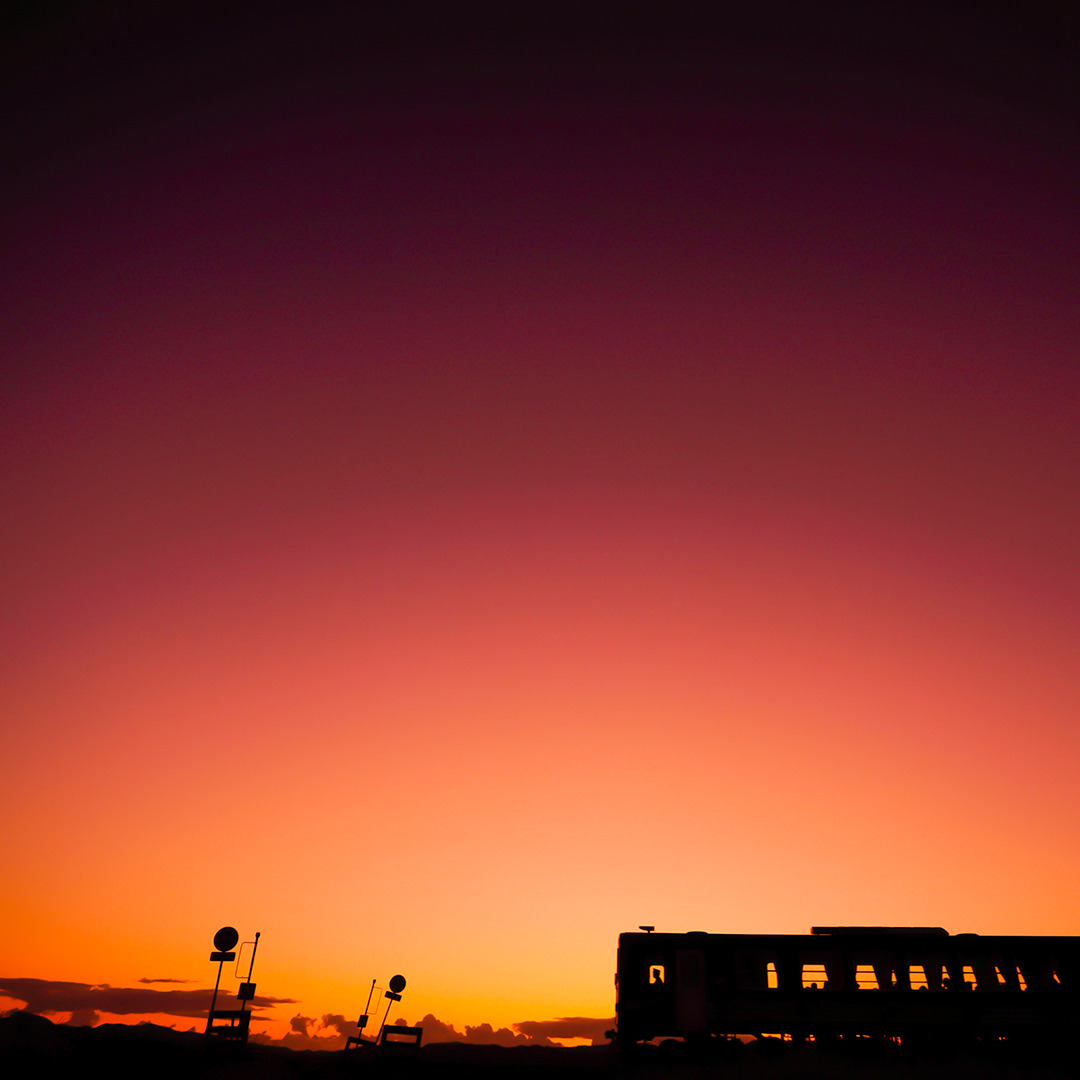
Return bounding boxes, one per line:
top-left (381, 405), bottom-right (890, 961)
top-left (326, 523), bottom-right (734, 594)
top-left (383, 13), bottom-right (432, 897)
top-left (2, 1), bottom-right (1078, 1047)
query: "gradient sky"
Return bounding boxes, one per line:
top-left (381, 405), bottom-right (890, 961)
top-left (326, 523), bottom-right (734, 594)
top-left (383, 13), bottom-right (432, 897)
top-left (2, 1), bottom-right (1078, 1044)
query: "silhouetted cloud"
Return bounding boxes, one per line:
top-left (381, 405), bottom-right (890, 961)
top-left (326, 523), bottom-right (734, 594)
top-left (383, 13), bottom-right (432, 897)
top-left (320, 1013), bottom-right (354, 1037)
top-left (410, 1013), bottom-right (462, 1042)
top-left (514, 1016), bottom-right (615, 1045)
top-left (67, 1009), bottom-right (101, 1027)
top-left (252, 1012), bottom-right (350, 1051)
top-left (406, 1014), bottom-right (553, 1046)
top-left (3, 980), bottom-right (611, 1052)
top-left (405, 1013), bottom-right (614, 1046)
top-left (0, 977), bottom-right (295, 1019)
top-left (468, 1022), bottom-right (541, 1047)
top-left (138, 977), bottom-right (194, 984)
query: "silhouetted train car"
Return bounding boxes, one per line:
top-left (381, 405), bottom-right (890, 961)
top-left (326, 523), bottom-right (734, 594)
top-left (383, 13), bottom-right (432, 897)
top-left (614, 926), bottom-right (1079, 1047)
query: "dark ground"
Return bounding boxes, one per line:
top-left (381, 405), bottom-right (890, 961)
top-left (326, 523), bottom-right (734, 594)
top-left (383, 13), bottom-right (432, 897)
top-left (2, 1012), bottom-right (1076, 1080)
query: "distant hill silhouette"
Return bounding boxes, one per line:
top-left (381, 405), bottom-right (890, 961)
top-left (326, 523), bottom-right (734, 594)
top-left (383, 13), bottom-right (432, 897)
top-left (3, 1010), bottom-right (1077, 1079)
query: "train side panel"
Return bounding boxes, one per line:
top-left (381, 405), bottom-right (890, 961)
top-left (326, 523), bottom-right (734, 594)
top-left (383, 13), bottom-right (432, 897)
top-left (614, 929), bottom-right (1080, 1046)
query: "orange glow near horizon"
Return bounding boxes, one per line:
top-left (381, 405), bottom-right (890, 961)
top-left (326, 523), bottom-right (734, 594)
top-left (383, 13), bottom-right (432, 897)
top-left (2, 5), bottom-right (1079, 1047)
top-left (4, 483), bottom-right (1078, 1039)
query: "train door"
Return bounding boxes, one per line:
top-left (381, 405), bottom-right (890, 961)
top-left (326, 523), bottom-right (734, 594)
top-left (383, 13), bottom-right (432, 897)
top-left (676, 949), bottom-right (707, 1033)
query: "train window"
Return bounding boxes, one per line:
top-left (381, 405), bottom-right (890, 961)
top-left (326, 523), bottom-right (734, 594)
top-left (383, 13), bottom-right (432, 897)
top-left (956, 961), bottom-right (1002, 991)
top-left (649, 965), bottom-right (665, 985)
top-left (966, 962), bottom-right (1008, 990)
top-left (1016, 967), bottom-right (1028, 991)
top-left (734, 951), bottom-right (776, 990)
top-left (1021, 962), bottom-right (1063, 989)
top-left (912, 957), bottom-right (947, 990)
top-left (799, 950), bottom-right (842, 989)
top-left (852, 951), bottom-right (896, 990)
